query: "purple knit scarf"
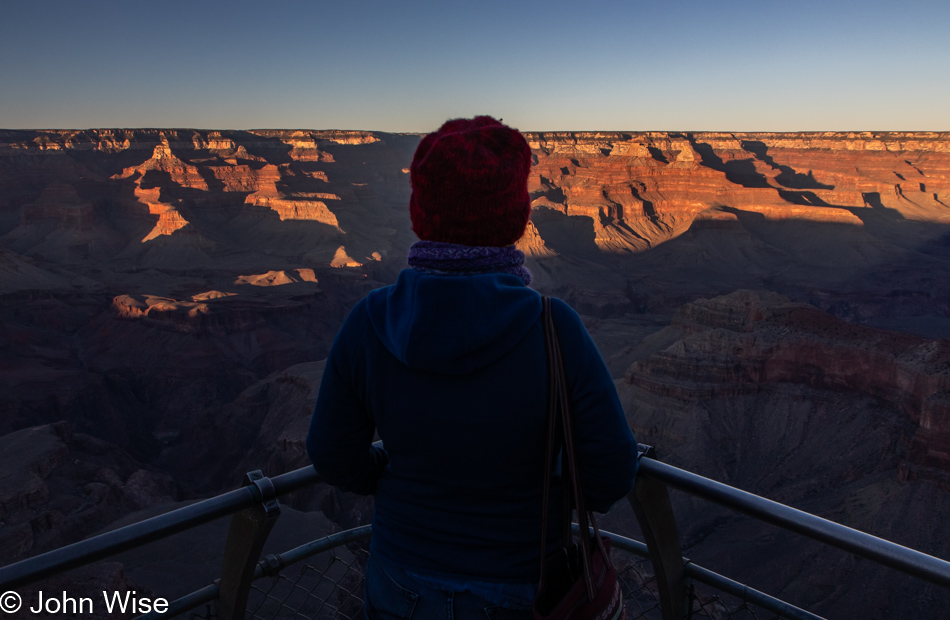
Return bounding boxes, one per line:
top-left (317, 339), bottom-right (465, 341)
top-left (408, 241), bottom-right (532, 286)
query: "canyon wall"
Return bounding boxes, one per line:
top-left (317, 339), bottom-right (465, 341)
top-left (613, 290), bottom-right (950, 617)
top-left (1, 128), bottom-right (950, 616)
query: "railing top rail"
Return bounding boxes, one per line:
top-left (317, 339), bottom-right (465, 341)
top-left (638, 456), bottom-right (950, 590)
top-left (0, 463), bottom-right (323, 591)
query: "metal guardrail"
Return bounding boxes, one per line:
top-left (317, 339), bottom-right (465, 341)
top-left (140, 525), bottom-right (816, 620)
top-left (600, 530), bottom-right (821, 620)
top-left (2, 444), bottom-right (949, 619)
top-left (0, 449), bottom-right (327, 592)
top-left (637, 457), bottom-right (950, 590)
top-left (131, 526), bottom-right (375, 620)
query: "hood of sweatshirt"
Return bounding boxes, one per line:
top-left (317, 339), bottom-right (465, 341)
top-left (366, 268), bottom-right (542, 375)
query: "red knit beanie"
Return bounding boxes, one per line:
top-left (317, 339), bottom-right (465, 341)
top-left (410, 116), bottom-right (532, 247)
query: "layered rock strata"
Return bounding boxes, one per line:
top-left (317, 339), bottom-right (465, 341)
top-left (2, 128), bottom-right (950, 617)
top-left (0, 423), bottom-right (176, 563)
top-left (616, 290), bottom-right (950, 618)
top-left (623, 290), bottom-right (950, 480)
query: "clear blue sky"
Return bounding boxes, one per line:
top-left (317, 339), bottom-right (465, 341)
top-left (2, 0), bottom-right (948, 131)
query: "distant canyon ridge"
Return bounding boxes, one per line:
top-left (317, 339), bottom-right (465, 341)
top-left (1, 129), bottom-right (949, 618)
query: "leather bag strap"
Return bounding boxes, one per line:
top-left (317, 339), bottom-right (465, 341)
top-left (539, 296), bottom-right (604, 600)
top-left (538, 297), bottom-right (558, 588)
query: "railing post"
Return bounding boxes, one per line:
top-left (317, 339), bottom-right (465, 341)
top-left (217, 470), bottom-right (281, 620)
top-left (628, 445), bottom-right (688, 619)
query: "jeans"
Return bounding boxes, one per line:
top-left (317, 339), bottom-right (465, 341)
top-left (364, 553), bottom-right (535, 620)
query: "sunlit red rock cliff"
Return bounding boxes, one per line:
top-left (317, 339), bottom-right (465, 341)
top-left (1, 128), bottom-right (950, 617)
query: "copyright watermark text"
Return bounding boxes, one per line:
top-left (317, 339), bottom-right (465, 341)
top-left (0, 590), bottom-right (168, 615)
top-left (1, 591), bottom-right (22, 613)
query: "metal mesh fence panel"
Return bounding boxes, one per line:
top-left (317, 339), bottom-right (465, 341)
top-left (687, 586), bottom-right (784, 620)
top-left (237, 542), bottom-right (790, 620)
top-left (244, 541), bottom-right (369, 620)
top-left (604, 548), bottom-right (787, 620)
top-left (687, 586), bottom-right (786, 618)
top-left (165, 535), bottom-right (799, 619)
top-left (185, 604), bottom-right (216, 619)
top-left (613, 547), bottom-right (663, 619)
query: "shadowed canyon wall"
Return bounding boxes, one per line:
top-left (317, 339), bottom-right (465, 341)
top-left (1, 129), bottom-right (949, 616)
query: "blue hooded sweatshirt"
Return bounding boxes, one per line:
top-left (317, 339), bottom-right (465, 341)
top-left (306, 269), bottom-right (638, 582)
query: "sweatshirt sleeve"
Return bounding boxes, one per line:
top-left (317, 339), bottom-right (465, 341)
top-left (551, 299), bottom-right (638, 513)
top-left (307, 302), bottom-right (389, 495)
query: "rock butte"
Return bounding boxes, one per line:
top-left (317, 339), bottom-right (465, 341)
top-left (1, 128), bottom-right (950, 617)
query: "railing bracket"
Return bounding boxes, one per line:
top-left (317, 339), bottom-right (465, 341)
top-left (261, 553), bottom-right (283, 577)
top-left (245, 470), bottom-right (280, 515)
top-left (217, 469), bottom-right (282, 620)
top-left (629, 445), bottom-right (688, 620)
